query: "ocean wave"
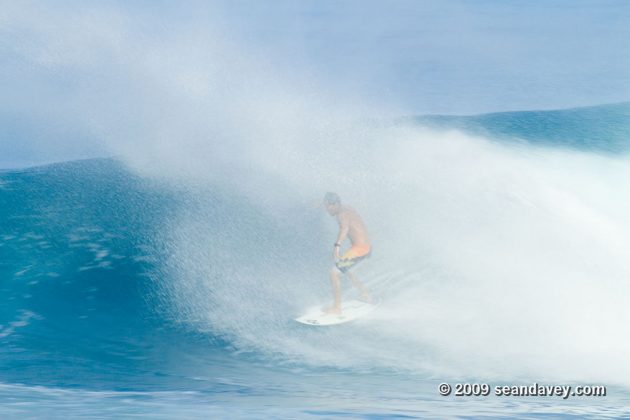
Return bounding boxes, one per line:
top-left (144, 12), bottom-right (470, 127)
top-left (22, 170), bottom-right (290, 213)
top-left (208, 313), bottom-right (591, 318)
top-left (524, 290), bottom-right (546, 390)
top-left (2, 104), bottom-right (630, 391)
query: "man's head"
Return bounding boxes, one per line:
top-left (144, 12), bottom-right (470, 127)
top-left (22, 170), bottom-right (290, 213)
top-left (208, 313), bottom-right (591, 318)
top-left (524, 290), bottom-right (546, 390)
top-left (323, 192), bottom-right (341, 215)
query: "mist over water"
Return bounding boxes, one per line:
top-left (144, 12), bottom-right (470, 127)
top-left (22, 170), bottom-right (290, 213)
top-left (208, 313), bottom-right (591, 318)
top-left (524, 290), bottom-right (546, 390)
top-left (150, 119), bottom-right (630, 385)
top-left (2, 1), bottom-right (630, 417)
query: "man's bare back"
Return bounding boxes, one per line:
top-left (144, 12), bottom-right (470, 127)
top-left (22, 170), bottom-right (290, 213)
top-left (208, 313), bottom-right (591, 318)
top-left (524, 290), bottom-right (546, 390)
top-left (335, 206), bottom-right (370, 248)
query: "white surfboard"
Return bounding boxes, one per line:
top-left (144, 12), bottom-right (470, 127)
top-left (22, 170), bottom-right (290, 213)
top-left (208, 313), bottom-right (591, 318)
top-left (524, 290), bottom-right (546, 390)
top-left (295, 299), bottom-right (379, 326)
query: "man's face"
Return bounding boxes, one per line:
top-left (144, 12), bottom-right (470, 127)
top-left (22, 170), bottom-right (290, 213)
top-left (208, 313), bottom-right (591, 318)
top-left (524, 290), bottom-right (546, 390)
top-left (325, 202), bottom-right (340, 216)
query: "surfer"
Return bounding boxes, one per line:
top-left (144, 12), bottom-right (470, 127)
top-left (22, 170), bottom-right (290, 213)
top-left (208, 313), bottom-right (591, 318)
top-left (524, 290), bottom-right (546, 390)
top-left (322, 192), bottom-right (372, 314)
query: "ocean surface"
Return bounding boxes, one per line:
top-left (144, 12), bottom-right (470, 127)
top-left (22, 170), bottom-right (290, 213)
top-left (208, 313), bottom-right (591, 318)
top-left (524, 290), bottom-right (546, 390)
top-left (2, 103), bottom-right (630, 418)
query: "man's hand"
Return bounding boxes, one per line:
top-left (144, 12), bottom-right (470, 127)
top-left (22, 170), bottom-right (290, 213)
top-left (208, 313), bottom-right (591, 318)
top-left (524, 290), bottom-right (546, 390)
top-left (333, 245), bottom-right (341, 260)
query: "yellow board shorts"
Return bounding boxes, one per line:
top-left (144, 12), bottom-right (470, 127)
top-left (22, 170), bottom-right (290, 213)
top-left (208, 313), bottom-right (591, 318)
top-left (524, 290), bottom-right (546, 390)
top-left (335, 244), bottom-right (371, 273)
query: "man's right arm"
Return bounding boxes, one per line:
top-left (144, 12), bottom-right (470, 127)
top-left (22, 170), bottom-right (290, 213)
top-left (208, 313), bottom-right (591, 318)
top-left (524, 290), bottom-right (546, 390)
top-left (335, 213), bottom-right (350, 250)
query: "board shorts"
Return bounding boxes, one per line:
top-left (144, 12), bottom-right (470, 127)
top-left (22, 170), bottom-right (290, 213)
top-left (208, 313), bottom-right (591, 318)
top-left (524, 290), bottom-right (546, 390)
top-left (335, 244), bottom-right (371, 273)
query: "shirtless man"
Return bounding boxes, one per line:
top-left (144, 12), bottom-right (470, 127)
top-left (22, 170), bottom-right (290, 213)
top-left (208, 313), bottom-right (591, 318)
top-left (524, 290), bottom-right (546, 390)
top-left (323, 192), bottom-right (372, 314)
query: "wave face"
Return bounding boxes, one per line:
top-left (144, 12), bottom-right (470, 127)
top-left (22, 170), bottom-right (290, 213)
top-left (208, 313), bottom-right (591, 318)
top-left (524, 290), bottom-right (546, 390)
top-left (2, 103), bottom-right (630, 416)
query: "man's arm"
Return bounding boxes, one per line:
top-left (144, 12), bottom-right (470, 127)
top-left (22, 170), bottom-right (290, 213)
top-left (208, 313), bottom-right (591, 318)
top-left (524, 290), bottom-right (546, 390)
top-left (333, 212), bottom-right (350, 258)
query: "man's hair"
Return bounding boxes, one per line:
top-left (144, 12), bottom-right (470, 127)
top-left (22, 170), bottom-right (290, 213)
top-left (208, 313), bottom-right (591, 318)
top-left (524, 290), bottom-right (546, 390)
top-left (323, 192), bottom-right (341, 205)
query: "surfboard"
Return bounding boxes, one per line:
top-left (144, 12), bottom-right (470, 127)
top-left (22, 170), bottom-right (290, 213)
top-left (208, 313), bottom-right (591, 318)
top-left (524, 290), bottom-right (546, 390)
top-left (295, 299), bottom-right (379, 326)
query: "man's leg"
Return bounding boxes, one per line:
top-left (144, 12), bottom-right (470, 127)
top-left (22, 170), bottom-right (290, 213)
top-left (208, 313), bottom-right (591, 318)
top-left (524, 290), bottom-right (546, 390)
top-left (324, 267), bottom-right (342, 314)
top-left (347, 271), bottom-right (371, 303)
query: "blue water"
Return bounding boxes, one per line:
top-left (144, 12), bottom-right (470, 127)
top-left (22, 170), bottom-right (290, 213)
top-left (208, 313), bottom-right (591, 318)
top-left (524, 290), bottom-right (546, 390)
top-left (413, 102), bottom-right (630, 153)
top-left (2, 104), bottom-right (630, 418)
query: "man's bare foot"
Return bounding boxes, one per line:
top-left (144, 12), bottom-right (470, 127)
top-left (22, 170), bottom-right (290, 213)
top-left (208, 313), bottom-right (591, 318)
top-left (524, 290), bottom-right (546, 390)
top-left (323, 306), bottom-right (342, 315)
top-left (358, 292), bottom-right (372, 304)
